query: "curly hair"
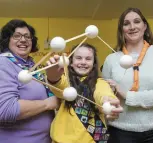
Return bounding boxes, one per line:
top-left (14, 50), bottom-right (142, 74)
top-left (0, 19), bottom-right (38, 53)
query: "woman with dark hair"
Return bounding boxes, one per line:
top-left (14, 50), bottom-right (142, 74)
top-left (0, 19), bottom-right (59, 143)
top-left (0, 19), bottom-right (38, 53)
top-left (102, 8), bottom-right (153, 143)
top-left (46, 43), bottom-right (123, 143)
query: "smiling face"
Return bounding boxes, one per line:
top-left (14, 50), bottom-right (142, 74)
top-left (71, 46), bottom-right (94, 76)
top-left (123, 11), bottom-right (147, 44)
top-left (9, 27), bottom-right (32, 59)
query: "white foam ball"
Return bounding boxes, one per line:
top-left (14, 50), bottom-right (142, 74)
top-left (102, 102), bottom-right (115, 115)
top-left (50, 37), bottom-right (66, 52)
top-left (18, 70), bottom-right (32, 84)
top-left (85, 25), bottom-right (99, 38)
top-left (120, 55), bottom-right (133, 69)
top-left (58, 56), bottom-right (69, 67)
top-left (63, 87), bottom-right (78, 101)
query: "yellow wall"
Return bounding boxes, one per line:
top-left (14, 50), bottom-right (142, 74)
top-left (0, 17), bottom-right (119, 70)
top-left (2, 17), bottom-right (153, 69)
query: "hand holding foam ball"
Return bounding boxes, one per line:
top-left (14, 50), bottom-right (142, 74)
top-left (102, 102), bottom-right (115, 115)
top-left (58, 56), bottom-right (70, 67)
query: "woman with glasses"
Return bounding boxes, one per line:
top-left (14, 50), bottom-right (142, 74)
top-left (0, 19), bottom-right (59, 143)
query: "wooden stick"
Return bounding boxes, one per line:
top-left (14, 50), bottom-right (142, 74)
top-left (32, 77), bottom-right (62, 92)
top-left (68, 37), bottom-right (88, 58)
top-left (62, 54), bottom-right (70, 87)
top-left (65, 33), bottom-right (88, 43)
top-left (29, 51), bottom-right (53, 72)
top-left (97, 36), bottom-right (116, 53)
top-left (33, 78), bottom-right (102, 108)
top-left (30, 63), bottom-right (57, 75)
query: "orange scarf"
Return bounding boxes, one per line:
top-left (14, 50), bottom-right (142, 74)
top-left (122, 41), bottom-right (150, 91)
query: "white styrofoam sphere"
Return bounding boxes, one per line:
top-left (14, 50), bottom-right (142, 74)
top-left (58, 56), bottom-right (70, 67)
top-left (50, 37), bottom-right (66, 52)
top-left (18, 70), bottom-right (32, 84)
top-left (63, 87), bottom-right (78, 101)
top-left (119, 55), bottom-right (133, 69)
top-left (85, 25), bottom-right (99, 38)
top-left (102, 102), bottom-right (115, 115)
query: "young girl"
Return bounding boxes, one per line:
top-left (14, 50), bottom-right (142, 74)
top-left (46, 43), bottom-right (122, 143)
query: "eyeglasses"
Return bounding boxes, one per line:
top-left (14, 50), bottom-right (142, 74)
top-left (12, 32), bottom-right (33, 41)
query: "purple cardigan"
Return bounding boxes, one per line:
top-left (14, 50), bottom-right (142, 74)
top-left (0, 56), bottom-right (54, 143)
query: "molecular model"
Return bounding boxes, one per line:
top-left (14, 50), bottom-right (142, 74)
top-left (18, 25), bottom-right (133, 115)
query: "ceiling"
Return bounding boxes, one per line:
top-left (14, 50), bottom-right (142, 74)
top-left (0, 0), bottom-right (153, 20)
